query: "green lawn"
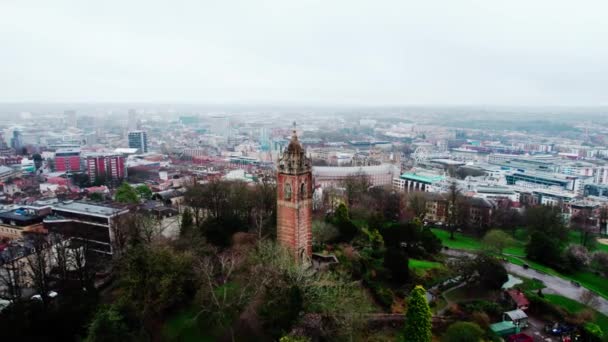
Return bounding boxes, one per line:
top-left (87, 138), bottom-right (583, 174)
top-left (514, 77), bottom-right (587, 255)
top-left (431, 228), bottom-right (526, 256)
top-left (430, 228), bottom-right (484, 251)
top-left (163, 306), bottom-right (215, 342)
top-left (410, 258), bottom-right (442, 270)
top-left (544, 294), bottom-right (608, 328)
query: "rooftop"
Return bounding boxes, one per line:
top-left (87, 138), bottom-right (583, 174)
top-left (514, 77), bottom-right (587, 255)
top-left (400, 172), bottom-right (445, 184)
top-left (52, 201), bottom-right (128, 217)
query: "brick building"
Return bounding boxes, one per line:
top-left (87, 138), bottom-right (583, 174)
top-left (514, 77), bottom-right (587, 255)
top-left (276, 127), bottom-right (313, 260)
top-left (86, 154), bottom-right (126, 183)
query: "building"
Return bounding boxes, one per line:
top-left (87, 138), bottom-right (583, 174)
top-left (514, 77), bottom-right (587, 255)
top-left (0, 206), bottom-right (51, 240)
top-left (86, 154), bottom-right (126, 183)
top-left (55, 148), bottom-right (81, 172)
top-left (128, 130), bottom-right (148, 153)
top-left (393, 172), bottom-right (446, 192)
top-left (313, 164), bottom-right (399, 188)
top-left (277, 127), bottom-right (313, 260)
top-left (43, 202), bottom-right (130, 255)
top-left (10, 130), bottom-right (22, 151)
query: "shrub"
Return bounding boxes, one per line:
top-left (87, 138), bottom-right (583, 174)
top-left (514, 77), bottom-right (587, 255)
top-left (442, 322), bottom-right (484, 342)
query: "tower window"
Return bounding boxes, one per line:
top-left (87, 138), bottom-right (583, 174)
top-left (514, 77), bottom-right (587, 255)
top-left (284, 183), bottom-right (292, 200)
top-left (300, 183), bottom-right (306, 200)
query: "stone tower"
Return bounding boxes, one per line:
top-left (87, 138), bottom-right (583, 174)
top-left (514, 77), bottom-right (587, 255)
top-left (277, 124), bottom-right (313, 260)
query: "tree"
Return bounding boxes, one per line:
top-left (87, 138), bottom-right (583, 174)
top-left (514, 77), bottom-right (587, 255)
top-left (25, 236), bottom-right (52, 308)
top-left (312, 221), bottom-right (339, 248)
top-left (115, 182), bottom-right (139, 204)
top-left (332, 203), bottom-right (359, 242)
top-left (89, 192), bottom-right (104, 201)
top-left (180, 207), bottom-right (194, 237)
top-left (591, 251), bottom-right (608, 275)
top-left (0, 245), bottom-right (24, 300)
top-left (524, 205), bottom-right (568, 244)
top-left (135, 184), bottom-right (152, 200)
top-left (442, 321), bottom-right (484, 342)
top-left (456, 253), bottom-right (508, 290)
top-left (383, 246), bottom-right (410, 283)
top-left (340, 171), bottom-right (371, 209)
top-left (408, 193), bottom-right (428, 221)
top-left (403, 285), bottom-right (432, 342)
top-left (119, 246), bottom-right (195, 331)
top-left (564, 244), bottom-right (590, 269)
top-left (526, 231), bottom-right (563, 269)
top-left (599, 206), bottom-right (608, 235)
top-left (482, 229), bottom-right (514, 255)
top-left (446, 182), bottom-right (462, 240)
top-left (85, 305), bottom-right (134, 342)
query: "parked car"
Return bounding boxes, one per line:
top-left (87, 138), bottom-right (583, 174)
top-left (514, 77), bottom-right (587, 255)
top-left (31, 291), bottom-right (58, 301)
top-left (545, 322), bottom-right (574, 336)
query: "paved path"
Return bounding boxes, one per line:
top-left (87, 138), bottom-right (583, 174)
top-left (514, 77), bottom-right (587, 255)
top-left (441, 248), bottom-right (608, 315)
top-left (505, 262), bottom-right (608, 315)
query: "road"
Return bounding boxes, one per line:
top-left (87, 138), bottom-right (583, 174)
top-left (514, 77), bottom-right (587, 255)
top-left (441, 248), bottom-right (608, 315)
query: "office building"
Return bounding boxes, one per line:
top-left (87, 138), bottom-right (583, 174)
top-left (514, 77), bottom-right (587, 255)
top-left (128, 130), bottom-right (148, 153)
top-left (44, 201), bottom-right (130, 255)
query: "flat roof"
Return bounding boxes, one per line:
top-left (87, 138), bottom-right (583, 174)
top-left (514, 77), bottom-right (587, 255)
top-left (52, 201), bottom-right (127, 217)
top-left (400, 172), bottom-right (445, 184)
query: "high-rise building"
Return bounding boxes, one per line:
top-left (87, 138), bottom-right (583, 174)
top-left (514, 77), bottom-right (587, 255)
top-left (276, 126), bottom-right (313, 260)
top-left (10, 130), bottom-right (22, 151)
top-left (55, 148), bottom-right (81, 172)
top-left (86, 154), bottom-right (126, 183)
top-left (128, 130), bottom-right (148, 153)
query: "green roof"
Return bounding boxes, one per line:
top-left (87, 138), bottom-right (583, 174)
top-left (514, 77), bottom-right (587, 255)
top-left (400, 173), bottom-right (445, 184)
top-left (490, 321), bottom-right (518, 335)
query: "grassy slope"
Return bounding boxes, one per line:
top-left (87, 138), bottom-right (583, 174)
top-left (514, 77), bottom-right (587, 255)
top-left (544, 294), bottom-right (608, 328)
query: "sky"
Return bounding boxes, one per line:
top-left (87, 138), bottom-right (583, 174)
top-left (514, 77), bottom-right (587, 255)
top-left (1, 0), bottom-right (608, 106)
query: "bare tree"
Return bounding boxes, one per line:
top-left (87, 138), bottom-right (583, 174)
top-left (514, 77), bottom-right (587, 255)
top-left (408, 192), bottom-right (428, 221)
top-left (194, 250), bottom-right (266, 341)
top-left (71, 238), bottom-right (93, 291)
top-left (446, 181), bottom-right (462, 240)
top-left (340, 171), bottom-right (371, 209)
top-left (0, 246), bottom-right (24, 300)
top-left (26, 235), bottom-right (52, 308)
top-left (599, 206), bottom-right (608, 236)
top-left (571, 212), bottom-right (596, 248)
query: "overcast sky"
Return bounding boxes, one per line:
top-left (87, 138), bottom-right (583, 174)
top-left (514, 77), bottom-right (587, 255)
top-left (1, 0), bottom-right (607, 106)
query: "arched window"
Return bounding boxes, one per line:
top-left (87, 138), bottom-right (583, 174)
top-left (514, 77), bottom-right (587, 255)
top-left (299, 183), bottom-right (306, 200)
top-left (284, 183), bottom-right (292, 200)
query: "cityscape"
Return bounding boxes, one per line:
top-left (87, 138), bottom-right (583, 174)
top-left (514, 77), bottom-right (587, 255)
top-left (2, 1), bottom-right (608, 341)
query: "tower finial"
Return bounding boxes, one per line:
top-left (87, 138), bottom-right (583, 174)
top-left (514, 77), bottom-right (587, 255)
top-left (292, 121), bottom-right (297, 135)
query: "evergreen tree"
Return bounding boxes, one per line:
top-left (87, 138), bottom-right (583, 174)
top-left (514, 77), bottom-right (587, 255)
top-left (403, 285), bottom-right (432, 342)
top-left (180, 208), bottom-right (194, 237)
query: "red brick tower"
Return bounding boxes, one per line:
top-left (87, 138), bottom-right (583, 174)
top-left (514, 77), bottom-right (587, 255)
top-left (277, 124), bottom-right (313, 260)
